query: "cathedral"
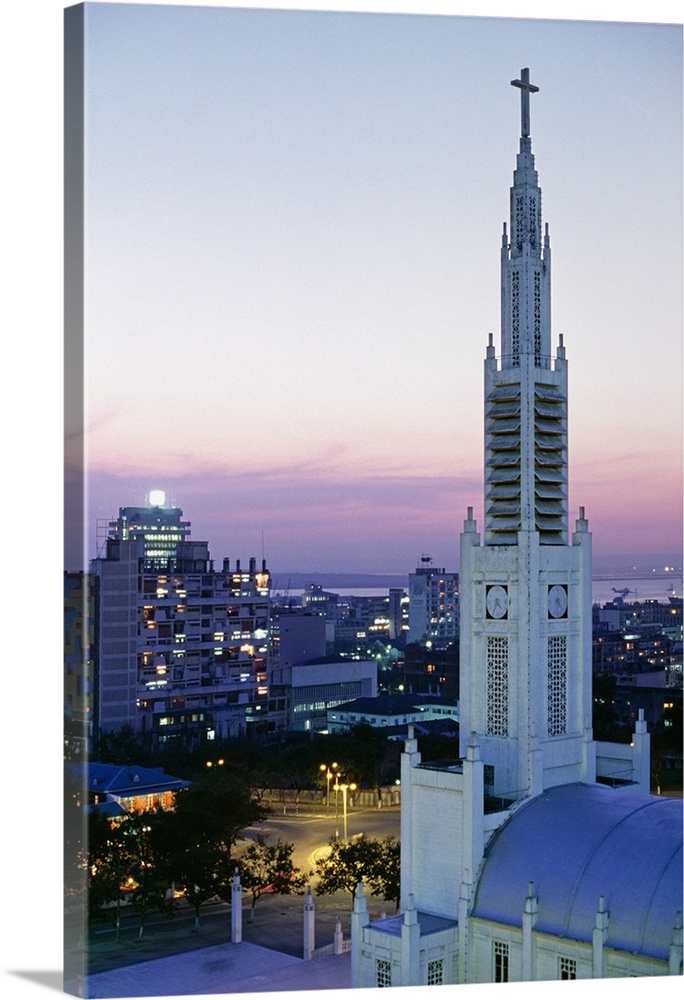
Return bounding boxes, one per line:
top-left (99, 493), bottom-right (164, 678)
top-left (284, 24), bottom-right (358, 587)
top-left (350, 70), bottom-right (683, 987)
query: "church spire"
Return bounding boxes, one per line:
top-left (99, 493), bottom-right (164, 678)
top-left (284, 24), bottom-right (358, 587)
top-left (484, 68), bottom-right (567, 545)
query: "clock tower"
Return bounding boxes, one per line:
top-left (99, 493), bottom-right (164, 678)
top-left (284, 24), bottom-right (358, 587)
top-left (352, 68), bottom-right (664, 992)
top-left (458, 70), bottom-right (595, 799)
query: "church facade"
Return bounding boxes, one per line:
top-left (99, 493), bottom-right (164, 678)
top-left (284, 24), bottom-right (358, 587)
top-left (350, 70), bottom-right (683, 988)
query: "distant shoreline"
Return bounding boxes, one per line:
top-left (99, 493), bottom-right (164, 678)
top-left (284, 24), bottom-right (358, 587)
top-left (273, 564), bottom-right (683, 593)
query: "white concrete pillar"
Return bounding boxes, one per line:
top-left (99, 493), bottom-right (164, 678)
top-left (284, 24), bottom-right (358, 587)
top-left (521, 880), bottom-right (538, 981)
top-left (669, 911), bottom-right (682, 976)
top-left (351, 882), bottom-right (370, 989)
top-left (303, 885), bottom-right (315, 960)
top-left (400, 893), bottom-right (421, 987)
top-left (582, 723), bottom-right (597, 786)
top-left (592, 895), bottom-right (608, 978)
top-left (231, 868), bottom-right (242, 944)
top-left (400, 725), bottom-right (421, 913)
top-left (574, 508), bottom-right (595, 784)
top-left (457, 873), bottom-right (472, 985)
top-left (333, 916), bottom-right (344, 955)
top-left (632, 709), bottom-right (651, 794)
top-left (462, 734), bottom-right (484, 882)
top-left (528, 734), bottom-right (543, 799)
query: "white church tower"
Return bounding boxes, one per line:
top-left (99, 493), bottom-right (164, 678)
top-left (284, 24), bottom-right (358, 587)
top-left (458, 67), bottom-right (595, 801)
top-left (350, 70), bottom-right (680, 990)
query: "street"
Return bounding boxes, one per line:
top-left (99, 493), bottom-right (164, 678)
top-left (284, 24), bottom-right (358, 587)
top-left (66, 803), bottom-right (401, 979)
top-left (241, 801), bottom-right (401, 871)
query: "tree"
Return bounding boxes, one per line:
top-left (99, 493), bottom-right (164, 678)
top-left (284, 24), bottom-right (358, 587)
top-left (120, 811), bottom-right (175, 940)
top-left (95, 725), bottom-right (149, 765)
top-left (314, 835), bottom-right (385, 903)
top-left (87, 812), bottom-right (130, 940)
top-left (342, 724), bottom-right (400, 792)
top-left (64, 765), bottom-right (87, 896)
top-left (172, 769), bottom-right (270, 851)
top-left (369, 836), bottom-right (401, 912)
top-left (234, 836), bottom-right (311, 921)
top-left (650, 695), bottom-right (683, 793)
top-left (157, 802), bottom-right (233, 933)
top-left (170, 837), bottom-right (233, 933)
top-left (150, 768), bottom-right (270, 932)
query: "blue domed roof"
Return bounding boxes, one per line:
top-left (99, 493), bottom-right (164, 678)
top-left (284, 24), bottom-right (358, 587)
top-left (472, 783), bottom-right (682, 961)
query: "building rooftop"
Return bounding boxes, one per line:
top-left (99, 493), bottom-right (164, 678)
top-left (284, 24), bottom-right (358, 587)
top-left (368, 910), bottom-right (458, 939)
top-left (331, 693), bottom-right (458, 716)
top-left (66, 762), bottom-right (191, 799)
top-left (472, 783), bottom-right (683, 961)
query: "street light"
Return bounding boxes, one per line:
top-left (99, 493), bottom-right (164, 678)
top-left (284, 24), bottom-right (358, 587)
top-left (333, 781), bottom-right (357, 841)
top-left (319, 762), bottom-right (339, 809)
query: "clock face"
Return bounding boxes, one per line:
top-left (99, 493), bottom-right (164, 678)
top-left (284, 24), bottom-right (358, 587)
top-left (486, 584), bottom-right (509, 619)
top-left (548, 584), bottom-right (568, 618)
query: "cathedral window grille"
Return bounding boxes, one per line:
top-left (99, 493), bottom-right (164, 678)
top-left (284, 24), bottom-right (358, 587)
top-left (533, 270), bottom-right (542, 364)
top-left (529, 196), bottom-right (537, 250)
top-left (486, 637), bottom-right (509, 736)
top-left (547, 635), bottom-right (568, 736)
top-left (427, 960), bottom-right (444, 985)
top-left (559, 957), bottom-right (577, 980)
top-left (376, 959), bottom-right (392, 988)
top-left (515, 195), bottom-right (524, 251)
top-left (493, 941), bottom-right (509, 983)
top-left (511, 271), bottom-right (520, 364)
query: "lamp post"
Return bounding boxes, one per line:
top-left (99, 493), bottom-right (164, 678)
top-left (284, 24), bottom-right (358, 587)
top-left (333, 781), bottom-right (357, 841)
top-left (319, 762), bottom-right (339, 809)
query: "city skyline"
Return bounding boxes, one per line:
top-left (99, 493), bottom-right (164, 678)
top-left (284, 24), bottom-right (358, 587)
top-left (2, 5), bottom-right (681, 1000)
top-left (71, 3), bottom-right (682, 576)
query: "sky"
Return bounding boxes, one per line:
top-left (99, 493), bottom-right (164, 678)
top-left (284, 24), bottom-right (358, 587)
top-left (2, 4), bottom-right (682, 1000)
top-left (68, 1), bottom-right (683, 575)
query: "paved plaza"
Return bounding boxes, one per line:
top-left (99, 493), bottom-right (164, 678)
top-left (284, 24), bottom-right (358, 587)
top-left (68, 940), bottom-right (350, 998)
top-left (64, 884), bottom-right (365, 998)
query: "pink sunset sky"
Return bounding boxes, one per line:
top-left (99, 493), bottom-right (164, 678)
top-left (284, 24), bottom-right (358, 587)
top-left (3, 7), bottom-right (681, 1000)
top-left (69, 1), bottom-right (682, 574)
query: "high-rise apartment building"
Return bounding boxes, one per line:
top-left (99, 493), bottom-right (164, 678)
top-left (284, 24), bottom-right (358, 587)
top-left (407, 557), bottom-right (459, 647)
top-left (92, 498), bottom-right (271, 750)
top-left (106, 494), bottom-right (191, 571)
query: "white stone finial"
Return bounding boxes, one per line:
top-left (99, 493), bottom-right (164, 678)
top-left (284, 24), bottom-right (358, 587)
top-left (403, 894), bottom-right (418, 926)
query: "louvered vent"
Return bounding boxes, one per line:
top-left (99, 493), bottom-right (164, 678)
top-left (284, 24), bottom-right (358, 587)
top-left (533, 385), bottom-right (566, 543)
top-left (486, 384), bottom-right (522, 542)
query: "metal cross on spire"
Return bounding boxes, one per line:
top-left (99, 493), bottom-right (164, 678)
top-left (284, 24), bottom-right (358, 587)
top-left (511, 68), bottom-right (539, 138)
